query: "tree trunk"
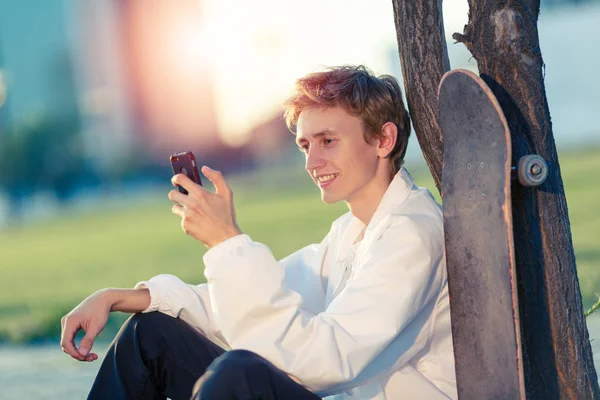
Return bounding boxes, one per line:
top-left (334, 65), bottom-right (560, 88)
top-left (452, 1), bottom-right (599, 398)
top-left (392, 0), bottom-right (599, 398)
top-left (392, 0), bottom-right (449, 191)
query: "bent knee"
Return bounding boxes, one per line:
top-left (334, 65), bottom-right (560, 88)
top-left (120, 312), bottom-right (172, 338)
top-left (212, 349), bottom-right (269, 373)
top-left (119, 312), bottom-right (177, 354)
top-left (193, 350), bottom-right (271, 398)
top-left (130, 310), bottom-right (175, 326)
top-left (218, 349), bottom-right (263, 363)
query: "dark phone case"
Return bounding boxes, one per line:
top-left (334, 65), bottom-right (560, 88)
top-left (170, 151), bottom-right (202, 195)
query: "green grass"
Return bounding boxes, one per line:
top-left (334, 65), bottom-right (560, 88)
top-left (0, 167), bottom-right (348, 343)
top-left (0, 147), bottom-right (598, 343)
top-left (559, 146), bottom-right (600, 308)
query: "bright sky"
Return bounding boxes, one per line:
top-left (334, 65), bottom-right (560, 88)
top-left (194, 0), bottom-right (469, 145)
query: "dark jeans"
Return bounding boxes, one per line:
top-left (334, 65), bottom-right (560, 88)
top-left (87, 312), bottom-right (321, 400)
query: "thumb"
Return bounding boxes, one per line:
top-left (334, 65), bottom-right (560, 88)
top-left (202, 166), bottom-right (231, 197)
top-left (78, 331), bottom-right (97, 356)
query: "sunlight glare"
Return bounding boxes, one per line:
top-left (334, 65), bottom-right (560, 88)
top-left (193, 0), bottom-right (470, 144)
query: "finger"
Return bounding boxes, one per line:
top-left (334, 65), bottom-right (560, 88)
top-left (201, 166), bottom-right (232, 198)
top-left (60, 316), bottom-right (66, 337)
top-left (171, 173), bottom-right (206, 197)
top-left (82, 351), bottom-right (98, 362)
top-left (181, 217), bottom-right (194, 236)
top-left (78, 331), bottom-right (97, 357)
top-left (171, 203), bottom-right (185, 217)
top-left (168, 189), bottom-right (194, 206)
top-left (60, 319), bottom-right (85, 361)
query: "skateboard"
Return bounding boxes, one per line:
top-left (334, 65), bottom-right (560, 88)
top-left (438, 69), bottom-right (547, 399)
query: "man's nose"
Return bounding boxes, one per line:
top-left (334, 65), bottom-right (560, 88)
top-left (305, 147), bottom-right (325, 172)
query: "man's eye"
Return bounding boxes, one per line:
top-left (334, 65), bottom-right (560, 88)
top-left (298, 145), bottom-right (309, 153)
top-left (323, 138), bottom-right (335, 145)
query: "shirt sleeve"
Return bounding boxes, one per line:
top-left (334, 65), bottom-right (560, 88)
top-left (203, 215), bottom-right (445, 394)
top-left (132, 234), bottom-right (328, 350)
top-left (134, 275), bottom-right (227, 348)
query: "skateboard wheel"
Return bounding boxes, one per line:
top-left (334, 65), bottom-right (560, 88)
top-left (518, 155), bottom-right (548, 186)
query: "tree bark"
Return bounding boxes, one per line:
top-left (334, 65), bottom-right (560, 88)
top-left (392, 0), bottom-right (449, 191)
top-left (452, 1), bottom-right (599, 397)
top-left (453, 0), bottom-right (600, 399)
top-left (392, 0), bottom-right (600, 398)
top-left (393, 0), bottom-right (599, 398)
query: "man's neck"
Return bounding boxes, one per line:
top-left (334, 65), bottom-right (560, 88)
top-left (347, 168), bottom-right (394, 227)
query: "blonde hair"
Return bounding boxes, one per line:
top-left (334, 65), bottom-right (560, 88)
top-left (283, 65), bottom-right (411, 174)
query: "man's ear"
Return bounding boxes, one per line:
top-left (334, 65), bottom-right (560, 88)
top-left (377, 122), bottom-right (397, 159)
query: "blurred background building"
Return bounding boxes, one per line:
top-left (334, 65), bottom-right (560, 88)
top-left (0, 0), bottom-right (598, 226)
top-left (0, 0), bottom-right (274, 225)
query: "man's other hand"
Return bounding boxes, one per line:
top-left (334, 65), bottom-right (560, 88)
top-left (60, 290), bottom-right (111, 362)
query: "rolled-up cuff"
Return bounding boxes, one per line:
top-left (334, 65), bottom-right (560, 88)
top-left (133, 279), bottom-right (163, 313)
top-left (203, 234), bottom-right (253, 277)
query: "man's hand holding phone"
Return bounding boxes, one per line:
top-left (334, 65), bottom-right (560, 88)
top-left (169, 163), bottom-right (242, 249)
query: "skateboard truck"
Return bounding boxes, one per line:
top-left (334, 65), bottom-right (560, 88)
top-left (511, 155), bottom-right (548, 186)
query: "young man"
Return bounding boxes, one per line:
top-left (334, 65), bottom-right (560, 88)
top-left (61, 65), bottom-right (456, 399)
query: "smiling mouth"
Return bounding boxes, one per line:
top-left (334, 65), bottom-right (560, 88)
top-left (317, 173), bottom-right (338, 187)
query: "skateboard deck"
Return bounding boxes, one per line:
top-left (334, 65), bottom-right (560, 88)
top-left (438, 69), bottom-right (526, 400)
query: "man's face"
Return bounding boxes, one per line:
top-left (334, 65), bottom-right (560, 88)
top-left (296, 106), bottom-right (379, 203)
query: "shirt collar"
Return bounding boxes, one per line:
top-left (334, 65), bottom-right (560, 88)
top-left (335, 167), bottom-right (415, 261)
top-left (365, 167), bottom-right (414, 233)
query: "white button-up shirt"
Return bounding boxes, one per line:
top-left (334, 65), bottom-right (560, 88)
top-left (136, 168), bottom-right (457, 399)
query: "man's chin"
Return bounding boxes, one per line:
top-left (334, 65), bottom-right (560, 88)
top-left (321, 191), bottom-right (342, 204)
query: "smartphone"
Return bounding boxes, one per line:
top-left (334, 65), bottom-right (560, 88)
top-left (170, 151), bottom-right (202, 195)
